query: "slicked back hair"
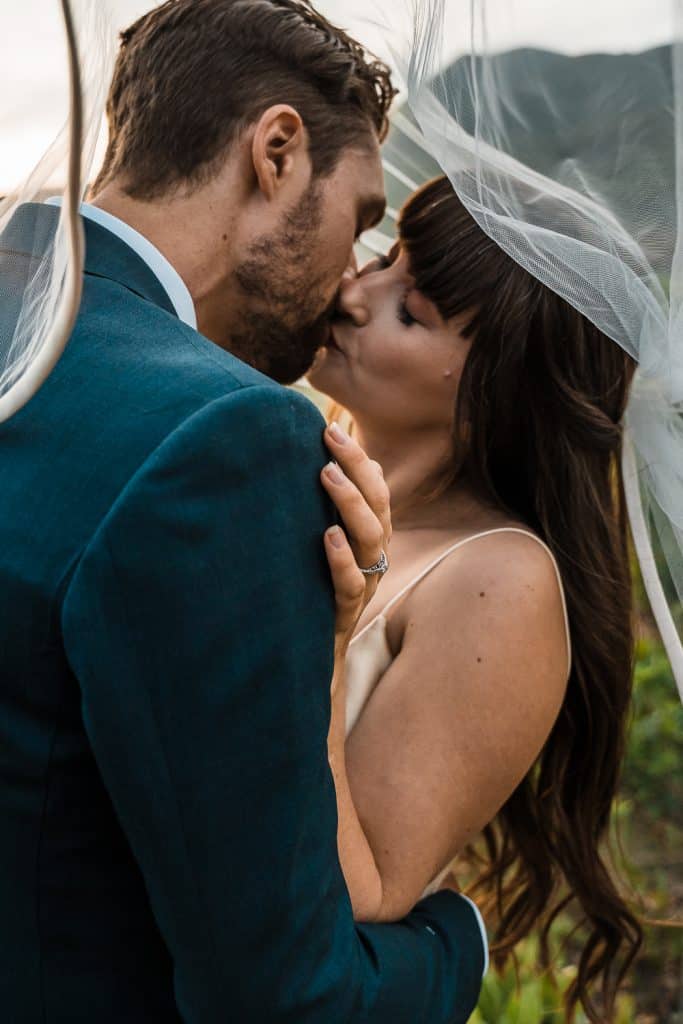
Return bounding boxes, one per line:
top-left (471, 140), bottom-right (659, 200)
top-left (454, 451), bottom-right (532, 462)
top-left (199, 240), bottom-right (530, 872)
top-left (91, 0), bottom-right (396, 199)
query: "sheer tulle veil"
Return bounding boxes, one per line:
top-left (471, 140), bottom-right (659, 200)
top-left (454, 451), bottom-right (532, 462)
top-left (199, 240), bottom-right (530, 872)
top-left (0, 1), bottom-right (115, 423)
top-left (2, 0), bottom-right (682, 697)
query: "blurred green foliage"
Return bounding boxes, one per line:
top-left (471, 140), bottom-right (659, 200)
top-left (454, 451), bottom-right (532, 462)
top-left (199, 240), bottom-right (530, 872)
top-left (471, 934), bottom-right (635, 1023)
top-left (614, 631), bottom-right (683, 1021)
top-left (623, 637), bottom-right (683, 824)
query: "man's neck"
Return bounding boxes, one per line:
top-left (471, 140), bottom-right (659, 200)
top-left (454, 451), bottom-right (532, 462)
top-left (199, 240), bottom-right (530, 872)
top-left (90, 181), bottom-right (241, 348)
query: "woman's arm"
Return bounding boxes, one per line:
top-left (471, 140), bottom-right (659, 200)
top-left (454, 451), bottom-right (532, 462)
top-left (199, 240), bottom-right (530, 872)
top-left (327, 650), bottom-right (384, 920)
top-left (340, 531), bottom-right (569, 923)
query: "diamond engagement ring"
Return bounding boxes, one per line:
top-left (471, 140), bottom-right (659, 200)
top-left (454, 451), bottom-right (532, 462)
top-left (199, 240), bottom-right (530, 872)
top-left (359, 550), bottom-right (389, 577)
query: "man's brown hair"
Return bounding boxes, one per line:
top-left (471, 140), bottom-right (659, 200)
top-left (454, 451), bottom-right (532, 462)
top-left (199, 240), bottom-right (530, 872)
top-left (91, 0), bottom-right (396, 199)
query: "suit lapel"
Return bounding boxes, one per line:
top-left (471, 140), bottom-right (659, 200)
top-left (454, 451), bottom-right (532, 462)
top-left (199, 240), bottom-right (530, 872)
top-left (1, 202), bottom-right (179, 320)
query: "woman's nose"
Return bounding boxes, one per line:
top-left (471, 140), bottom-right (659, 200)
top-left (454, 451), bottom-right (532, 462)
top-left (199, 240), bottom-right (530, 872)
top-left (336, 272), bottom-right (370, 327)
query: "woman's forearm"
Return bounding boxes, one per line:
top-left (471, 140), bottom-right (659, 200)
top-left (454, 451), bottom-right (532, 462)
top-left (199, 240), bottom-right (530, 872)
top-left (327, 655), bottom-right (383, 921)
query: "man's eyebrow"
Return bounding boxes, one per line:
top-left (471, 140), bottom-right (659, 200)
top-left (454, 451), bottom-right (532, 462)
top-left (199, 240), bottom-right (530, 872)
top-left (358, 195), bottom-right (387, 233)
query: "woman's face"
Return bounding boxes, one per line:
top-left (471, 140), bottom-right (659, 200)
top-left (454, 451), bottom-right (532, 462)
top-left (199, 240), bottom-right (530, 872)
top-left (307, 243), bottom-right (472, 432)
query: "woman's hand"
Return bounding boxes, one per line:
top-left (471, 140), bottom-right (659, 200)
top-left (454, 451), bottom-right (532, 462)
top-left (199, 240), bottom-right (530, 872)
top-left (321, 421), bottom-right (391, 656)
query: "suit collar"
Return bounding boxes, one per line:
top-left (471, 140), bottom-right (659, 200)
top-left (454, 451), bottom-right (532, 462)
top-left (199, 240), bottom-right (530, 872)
top-left (46, 198), bottom-right (197, 328)
top-left (1, 202), bottom-right (180, 320)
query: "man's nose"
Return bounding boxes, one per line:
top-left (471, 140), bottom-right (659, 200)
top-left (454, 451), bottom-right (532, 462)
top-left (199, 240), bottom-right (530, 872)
top-left (336, 270), bottom-right (370, 327)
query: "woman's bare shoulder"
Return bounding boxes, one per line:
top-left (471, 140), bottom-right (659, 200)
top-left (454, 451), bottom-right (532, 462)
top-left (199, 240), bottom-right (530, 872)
top-left (396, 523), bottom-right (569, 706)
top-left (399, 523), bottom-right (561, 616)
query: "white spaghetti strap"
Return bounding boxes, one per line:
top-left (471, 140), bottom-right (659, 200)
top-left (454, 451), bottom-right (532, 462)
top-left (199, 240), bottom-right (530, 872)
top-left (353, 527), bottom-right (572, 676)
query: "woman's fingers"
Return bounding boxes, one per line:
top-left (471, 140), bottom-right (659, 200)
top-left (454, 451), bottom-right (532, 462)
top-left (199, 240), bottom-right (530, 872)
top-left (324, 525), bottom-right (372, 640)
top-left (321, 459), bottom-right (385, 575)
top-left (324, 422), bottom-right (392, 547)
top-left (320, 422), bottom-right (390, 645)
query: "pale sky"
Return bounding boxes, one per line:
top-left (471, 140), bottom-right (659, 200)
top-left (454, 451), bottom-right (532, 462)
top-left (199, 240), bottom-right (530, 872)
top-left (0, 0), bottom-right (674, 192)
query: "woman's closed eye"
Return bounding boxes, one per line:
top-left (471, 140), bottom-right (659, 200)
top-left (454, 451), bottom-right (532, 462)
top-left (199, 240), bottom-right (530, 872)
top-left (358, 252), bottom-right (422, 326)
top-left (398, 300), bottom-right (418, 327)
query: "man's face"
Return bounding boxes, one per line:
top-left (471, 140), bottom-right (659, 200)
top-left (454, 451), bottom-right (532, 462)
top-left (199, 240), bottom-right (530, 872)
top-left (231, 140), bottom-right (386, 384)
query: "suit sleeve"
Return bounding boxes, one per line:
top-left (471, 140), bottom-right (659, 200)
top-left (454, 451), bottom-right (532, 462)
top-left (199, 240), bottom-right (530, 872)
top-left (61, 383), bottom-right (485, 1024)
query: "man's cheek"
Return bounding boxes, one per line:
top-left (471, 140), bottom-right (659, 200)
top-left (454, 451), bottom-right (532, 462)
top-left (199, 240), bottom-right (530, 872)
top-left (326, 219), bottom-right (355, 271)
top-left (319, 250), bottom-right (352, 298)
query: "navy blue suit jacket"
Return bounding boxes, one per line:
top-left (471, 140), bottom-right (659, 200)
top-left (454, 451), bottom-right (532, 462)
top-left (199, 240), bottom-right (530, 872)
top-left (0, 204), bottom-right (485, 1023)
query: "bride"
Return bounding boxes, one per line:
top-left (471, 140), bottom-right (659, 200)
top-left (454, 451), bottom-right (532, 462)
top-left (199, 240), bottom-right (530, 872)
top-left (314, 175), bottom-right (642, 1023)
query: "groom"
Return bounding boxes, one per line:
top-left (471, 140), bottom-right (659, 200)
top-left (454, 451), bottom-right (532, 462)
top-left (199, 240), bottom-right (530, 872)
top-left (0, 1), bottom-right (486, 1022)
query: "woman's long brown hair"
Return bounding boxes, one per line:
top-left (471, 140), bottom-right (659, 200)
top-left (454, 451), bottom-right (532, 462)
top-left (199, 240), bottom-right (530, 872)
top-left (393, 176), bottom-right (641, 1021)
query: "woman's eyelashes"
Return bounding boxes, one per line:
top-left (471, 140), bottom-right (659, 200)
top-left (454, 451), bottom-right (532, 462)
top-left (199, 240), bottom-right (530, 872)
top-left (398, 298), bottom-right (418, 327)
top-left (359, 253), bottom-right (420, 325)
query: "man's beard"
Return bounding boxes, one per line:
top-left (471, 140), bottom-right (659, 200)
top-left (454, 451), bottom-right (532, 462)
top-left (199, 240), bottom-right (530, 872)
top-left (231, 187), bottom-right (335, 385)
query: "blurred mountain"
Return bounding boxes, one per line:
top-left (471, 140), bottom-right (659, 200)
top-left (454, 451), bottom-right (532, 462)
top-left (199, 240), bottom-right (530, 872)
top-left (379, 45), bottom-right (674, 271)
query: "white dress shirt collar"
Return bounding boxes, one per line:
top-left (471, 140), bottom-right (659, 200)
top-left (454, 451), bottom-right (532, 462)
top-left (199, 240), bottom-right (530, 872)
top-left (45, 197), bottom-right (197, 330)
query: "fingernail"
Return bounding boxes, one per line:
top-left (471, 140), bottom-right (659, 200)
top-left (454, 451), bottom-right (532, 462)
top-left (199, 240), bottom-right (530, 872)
top-left (325, 461), bottom-right (345, 485)
top-left (327, 526), bottom-right (345, 548)
top-left (328, 421), bottom-right (348, 444)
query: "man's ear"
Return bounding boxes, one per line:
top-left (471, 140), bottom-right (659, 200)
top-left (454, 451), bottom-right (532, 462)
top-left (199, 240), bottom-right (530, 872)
top-left (251, 105), bottom-right (308, 200)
